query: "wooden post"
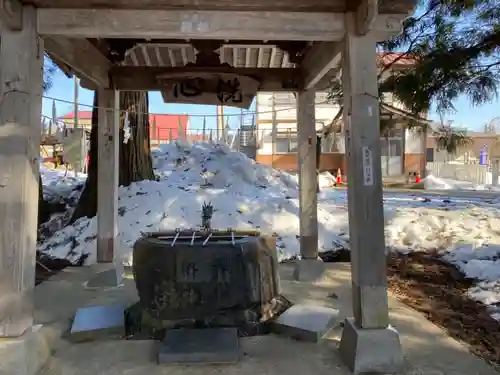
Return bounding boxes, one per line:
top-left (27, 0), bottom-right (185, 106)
top-left (338, 12), bottom-right (403, 375)
top-left (341, 19), bottom-right (388, 331)
top-left (97, 89), bottom-right (119, 263)
top-left (297, 90), bottom-right (318, 259)
top-left (0, 5), bottom-right (43, 337)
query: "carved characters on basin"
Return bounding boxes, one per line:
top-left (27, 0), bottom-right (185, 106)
top-left (132, 234), bottom-right (281, 323)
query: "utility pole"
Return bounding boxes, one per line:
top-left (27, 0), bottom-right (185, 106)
top-left (73, 76), bottom-right (79, 176)
top-left (74, 76), bottom-right (79, 130)
top-left (216, 105), bottom-right (224, 141)
top-left (271, 93), bottom-right (277, 168)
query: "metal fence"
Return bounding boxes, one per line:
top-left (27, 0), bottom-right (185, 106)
top-left (150, 127), bottom-right (259, 160)
top-left (426, 162), bottom-right (490, 185)
top-left (152, 127), bottom-right (345, 154)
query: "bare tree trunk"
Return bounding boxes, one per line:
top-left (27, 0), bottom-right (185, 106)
top-left (71, 91), bottom-right (154, 223)
top-left (119, 91), bottom-right (155, 185)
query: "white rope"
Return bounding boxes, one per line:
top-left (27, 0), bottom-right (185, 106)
top-left (41, 93), bottom-right (334, 118)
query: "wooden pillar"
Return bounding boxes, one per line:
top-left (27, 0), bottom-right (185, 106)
top-left (97, 89), bottom-right (119, 263)
top-left (0, 5), bottom-right (43, 337)
top-left (341, 17), bottom-right (389, 330)
top-left (297, 90), bottom-right (318, 259)
top-left (338, 13), bottom-right (403, 375)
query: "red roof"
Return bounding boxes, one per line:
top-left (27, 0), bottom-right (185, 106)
top-left (59, 111), bottom-right (189, 141)
top-left (149, 114), bottom-right (189, 141)
top-left (59, 111), bottom-right (93, 120)
top-left (378, 52), bottom-right (417, 67)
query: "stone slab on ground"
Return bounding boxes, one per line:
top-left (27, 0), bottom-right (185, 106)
top-left (0, 324), bottom-right (61, 375)
top-left (292, 259), bottom-right (325, 282)
top-left (85, 263), bottom-right (125, 289)
top-left (36, 263), bottom-right (500, 375)
top-left (158, 328), bottom-right (240, 365)
top-left (70, 304), bottom-right (125, 342)
top-left (272, 303), bottom-right (339, 342)
top-left (338, 317), bottom-right (403, 374)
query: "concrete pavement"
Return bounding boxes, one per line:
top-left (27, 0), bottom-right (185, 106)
top-left (33, 263), bottom-right (499, 375)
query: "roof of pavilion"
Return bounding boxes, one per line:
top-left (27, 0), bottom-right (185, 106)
top-left (23, 0), bottom-right (417, 106)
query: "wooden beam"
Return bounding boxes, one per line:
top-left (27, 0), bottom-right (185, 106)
top-left (38, 9), bottom-right (345, 41)
top-left (43, 37), bottom-right (111, 88)
top-left (0, 0), bottom-right (22, 30)
top-left (372, 14), bottom-right (406, 40)
top-left (301, 42), bottom-right (342, 90)
top-left (301, 11), bottom-right (406, 90)
top-left (0, 5), bottom-right (42, 337)
top-left (97, 89), bottom-right (119, 263)
top-left (110, 66), bottom-right (302, 91)
top-left (356, 0), bottom-right (378, 35)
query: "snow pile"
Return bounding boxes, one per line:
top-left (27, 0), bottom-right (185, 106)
top-left (40, 165), bottom-right (86, 204)
top-left (424, 173), bottom-right (500, 192)
top-left (37, 143), bottom-right (500, 319)
top-left (38, 142), bottom-right (347, 265)
top-left (423, 174), bottom-right (455, 190)
top-left (439, 242), bottom-right (500, 319)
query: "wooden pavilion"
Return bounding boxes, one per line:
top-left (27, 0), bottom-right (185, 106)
top-left (0, 0), bottom-right (416, 373)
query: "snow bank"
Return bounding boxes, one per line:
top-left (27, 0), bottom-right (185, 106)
top-left (40, 165), bottom-right (86, 204)
top-left (38, 142), bottom-right (347, 264)
top-left (423, 174), bottom-right (455, 190)
top-left (424, 173), bottom-right (500, 192)
top-left (38, 143), bottom-right (500, 320)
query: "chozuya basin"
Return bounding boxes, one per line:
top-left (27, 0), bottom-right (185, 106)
top-left (132, 229), bottom-right (281, 324)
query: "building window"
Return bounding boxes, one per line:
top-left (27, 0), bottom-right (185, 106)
top-left (275, 134), bottom-right (298, 153)
top-left (381, 139), bottom-right (402, 157)
top-left (426, 147), bottom-right (434, 162)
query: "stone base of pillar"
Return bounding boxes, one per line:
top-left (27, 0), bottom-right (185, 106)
top-left (292, 259), bottom-right (325, 282)
top-left (339, 318), bottom-right (403, 374)
top-left (0, 325), bottom-right (54, 375)
top-left (85, 262), bottom-right (125, 289)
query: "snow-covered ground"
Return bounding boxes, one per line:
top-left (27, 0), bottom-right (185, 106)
top-left (40, 164), bottom-right (86, 204)
top-left (37, 142), bottom-right (500, 320)
top-left (424, 174), bottom-right (500, 192)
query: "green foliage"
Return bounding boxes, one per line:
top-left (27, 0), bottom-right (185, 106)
top-left (433, 124), bottom-right (473, 153)
top-left (327, 0), bottom-right (496, 153)
top-left (43, 54), bottom-right (57, 93)
top-left (380, 0), bottom-right (500, 115)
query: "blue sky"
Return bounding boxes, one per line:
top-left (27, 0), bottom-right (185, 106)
top-left (42, 62), bottom-right (499, 132)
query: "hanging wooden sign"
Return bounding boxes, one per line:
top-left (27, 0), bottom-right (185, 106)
top-left (158, 72), bottom-right (259, 109)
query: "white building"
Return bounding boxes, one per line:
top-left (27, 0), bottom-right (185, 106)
top-left (254, 54), bottom-right (427, 177)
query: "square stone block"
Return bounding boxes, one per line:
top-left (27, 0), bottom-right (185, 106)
top-left (339, 318), bottom-right (404, 374)
top-left (158, 328), bottom-right (240, 365)
top-left (0, 325), bottom-right (53, 375)
top-left (86, 263), bottom-right (125, 289)
top-left (70, 304), bottom-right (125, 342)
top-left (293, 259), bottom-right (325, 282)
top-left (272, 304), bottom-right (339, 342)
